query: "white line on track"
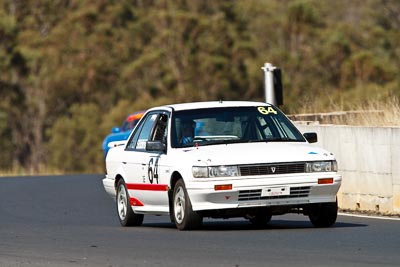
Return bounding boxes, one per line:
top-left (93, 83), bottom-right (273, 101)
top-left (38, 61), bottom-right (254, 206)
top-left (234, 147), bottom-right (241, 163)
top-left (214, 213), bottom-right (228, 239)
top-left (339, 212), bottom-right (400, 221)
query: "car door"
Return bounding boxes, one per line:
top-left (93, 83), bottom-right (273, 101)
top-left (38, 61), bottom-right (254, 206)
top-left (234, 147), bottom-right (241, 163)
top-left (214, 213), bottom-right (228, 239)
top-left (123, 111), bottom-right (170, 210)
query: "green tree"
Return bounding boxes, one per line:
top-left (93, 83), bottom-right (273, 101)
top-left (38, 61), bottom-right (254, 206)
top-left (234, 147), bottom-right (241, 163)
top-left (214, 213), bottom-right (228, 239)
top-left (0, 0), bottom-right (71, 171)
top-left (0, 6), bottom-right (18, 170)
top-left (116, 0), bottom-right (257, 103)
top-left (48, 103), bottom-right (103, 173)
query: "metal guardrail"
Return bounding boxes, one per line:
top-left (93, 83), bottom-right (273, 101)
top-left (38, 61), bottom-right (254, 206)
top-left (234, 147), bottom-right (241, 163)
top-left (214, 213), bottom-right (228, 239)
top-left (288, 110), bottom-right (384, 125)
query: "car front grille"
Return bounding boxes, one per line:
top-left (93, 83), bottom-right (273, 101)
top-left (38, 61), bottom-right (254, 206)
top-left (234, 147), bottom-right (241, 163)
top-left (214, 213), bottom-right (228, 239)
top-left (239, 162), bottom-right (305, 176)
top-left (238, 186), bottom-right (311, 201)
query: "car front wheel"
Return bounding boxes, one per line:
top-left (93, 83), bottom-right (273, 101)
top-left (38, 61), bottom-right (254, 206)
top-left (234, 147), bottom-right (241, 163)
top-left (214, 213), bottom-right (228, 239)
top-left (116, 179), bottom-right (144, 227)
top-left (308, 201), bottom-right (338, 228)
top-left (248, 211), bottom-right (272, 227)
top-left (173, 179), bottom-right (203, 230)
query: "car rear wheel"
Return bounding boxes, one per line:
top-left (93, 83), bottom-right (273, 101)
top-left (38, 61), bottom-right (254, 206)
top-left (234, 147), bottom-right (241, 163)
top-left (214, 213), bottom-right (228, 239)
top-left (248, 211), bottom-right (272, 227)
top-left (173, 179), bottom-right (202, 230)
top-left (308, 201), bottom-right (338, 228)
top-left (116, 179), bottom-right (144, 227)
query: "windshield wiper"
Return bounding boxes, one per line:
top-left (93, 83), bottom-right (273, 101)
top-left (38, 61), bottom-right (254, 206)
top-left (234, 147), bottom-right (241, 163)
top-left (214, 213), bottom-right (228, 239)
top-left (196, 139), bottom-right (246, 146)
top-left (183, 137), bottom-right (303, 148)
top-left (265, 137), bottom-right (303, 142)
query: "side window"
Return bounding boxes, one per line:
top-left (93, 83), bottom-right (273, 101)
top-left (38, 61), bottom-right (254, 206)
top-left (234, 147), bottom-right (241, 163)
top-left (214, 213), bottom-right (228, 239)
top-left (136, 114), bottom-right (158, 150)
top-left (151, 114), bottom-right (168, 142)
top-left (126, 113), bottom-right (158, 151)
top-left (126, 119), bottom-right (145, 150)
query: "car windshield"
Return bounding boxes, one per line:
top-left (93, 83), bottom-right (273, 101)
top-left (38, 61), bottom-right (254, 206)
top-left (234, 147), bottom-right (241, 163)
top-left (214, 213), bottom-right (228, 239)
top-left (171, 106), bottom-right (305, 148)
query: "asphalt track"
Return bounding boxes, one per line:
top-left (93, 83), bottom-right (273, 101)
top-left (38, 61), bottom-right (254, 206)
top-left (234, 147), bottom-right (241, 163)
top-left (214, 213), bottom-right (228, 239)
top-left (0, 174), bottom-right (399, 267)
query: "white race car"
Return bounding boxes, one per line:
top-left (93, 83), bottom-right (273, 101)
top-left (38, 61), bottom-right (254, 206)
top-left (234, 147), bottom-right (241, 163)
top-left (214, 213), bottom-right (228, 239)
top-left (103, 101), bottom-right (341, 230)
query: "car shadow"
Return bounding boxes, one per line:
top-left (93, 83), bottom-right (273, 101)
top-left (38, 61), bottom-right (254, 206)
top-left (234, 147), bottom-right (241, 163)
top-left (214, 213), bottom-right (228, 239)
top-left (142, 219), bottom-right (368, 231)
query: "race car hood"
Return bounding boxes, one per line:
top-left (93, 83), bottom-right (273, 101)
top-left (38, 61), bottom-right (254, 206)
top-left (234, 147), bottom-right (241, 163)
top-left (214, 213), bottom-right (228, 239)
top-left (177, 142), bottom-right (335, 166)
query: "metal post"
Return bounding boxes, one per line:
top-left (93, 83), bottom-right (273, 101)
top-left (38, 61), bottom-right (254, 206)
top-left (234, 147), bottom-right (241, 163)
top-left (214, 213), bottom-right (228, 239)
top-left (261, 62), bottom-right (276, 105)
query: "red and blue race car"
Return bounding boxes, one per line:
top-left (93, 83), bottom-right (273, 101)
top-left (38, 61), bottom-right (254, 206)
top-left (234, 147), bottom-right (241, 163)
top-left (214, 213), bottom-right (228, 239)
top-left (102, 111), bottom-right (145, 156)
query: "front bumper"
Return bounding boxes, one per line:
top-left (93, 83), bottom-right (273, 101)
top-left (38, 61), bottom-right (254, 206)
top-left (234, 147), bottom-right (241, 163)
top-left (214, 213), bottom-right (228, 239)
top-left (186, 173), bottom-right (341, 211)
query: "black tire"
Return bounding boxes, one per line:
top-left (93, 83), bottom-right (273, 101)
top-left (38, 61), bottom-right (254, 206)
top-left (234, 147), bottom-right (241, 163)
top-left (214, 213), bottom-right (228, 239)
top-left (116, 179), bottom-right (144, 227)
top-left (172, 179), bottom-right (203, 230)
top-left (308, 201), bottom-right (338, 228)
top-left (248, 211), bottom-right (272, 227)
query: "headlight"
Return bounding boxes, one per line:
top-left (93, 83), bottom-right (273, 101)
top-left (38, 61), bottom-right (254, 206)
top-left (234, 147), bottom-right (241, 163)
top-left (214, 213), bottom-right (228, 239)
top-left (209, 166), bottom-right (239, 177)
top-left (306, 160), bottom-right (337, 172)
top-left (192, 166), bottom-right (208, 178)
top-left (192, 165), bottom-right (239, 178)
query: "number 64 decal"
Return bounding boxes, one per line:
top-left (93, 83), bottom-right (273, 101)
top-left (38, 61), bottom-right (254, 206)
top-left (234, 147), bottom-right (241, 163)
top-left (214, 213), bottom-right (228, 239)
top-left (148, 157), bottom-right (159, 184)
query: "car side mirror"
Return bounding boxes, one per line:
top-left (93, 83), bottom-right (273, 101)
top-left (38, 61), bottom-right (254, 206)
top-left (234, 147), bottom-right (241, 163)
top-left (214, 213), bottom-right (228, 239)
top-left (303, 132), bottom-right (317, 143)
top-left (146, 141), bottom-right (167, 153)
top-left (112, 127), bottom-right (121, 134)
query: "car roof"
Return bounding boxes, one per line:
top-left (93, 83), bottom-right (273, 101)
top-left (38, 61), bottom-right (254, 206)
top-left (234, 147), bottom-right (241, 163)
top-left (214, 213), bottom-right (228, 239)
top-left (147, 101), bottom-right (273, 112)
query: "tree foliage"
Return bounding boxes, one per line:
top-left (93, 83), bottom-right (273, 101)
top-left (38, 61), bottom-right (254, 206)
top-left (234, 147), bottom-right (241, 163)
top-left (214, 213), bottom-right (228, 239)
top-left (0, 0), bottom-right (399, 173)
top-left (48, 103), bottom-right (103, 173)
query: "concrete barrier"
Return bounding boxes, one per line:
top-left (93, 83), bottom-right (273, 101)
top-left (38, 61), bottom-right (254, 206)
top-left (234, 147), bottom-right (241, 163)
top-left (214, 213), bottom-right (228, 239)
top-left (294, 123), bottom-right (400, 215)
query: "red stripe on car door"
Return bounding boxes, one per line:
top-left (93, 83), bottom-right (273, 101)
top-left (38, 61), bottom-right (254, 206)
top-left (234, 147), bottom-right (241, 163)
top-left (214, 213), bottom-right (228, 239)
top-left (126, 183), bottom-right (169, 191)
